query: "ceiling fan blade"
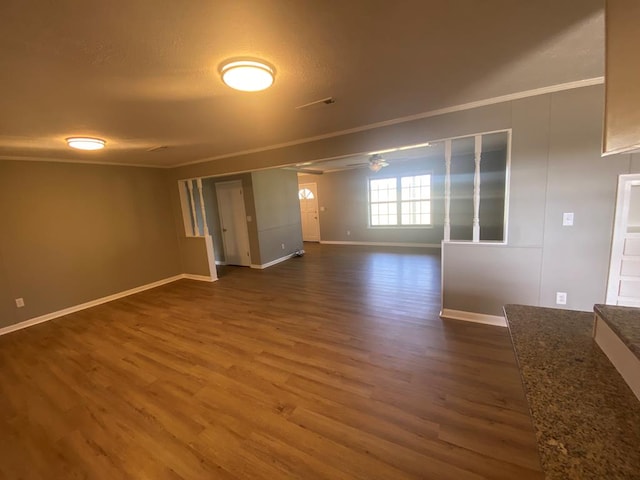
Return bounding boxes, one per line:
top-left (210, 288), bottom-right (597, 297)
top-left (346, 162), bottom-right (369, 167)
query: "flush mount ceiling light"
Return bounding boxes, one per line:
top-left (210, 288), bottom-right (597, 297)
top-left (220, 59), bottom-right (275, 92)
top-left (66, 137), bottom-right (106, 151)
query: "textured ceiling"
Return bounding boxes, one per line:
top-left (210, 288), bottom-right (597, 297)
top-left (0, 0), bottom-right (604, 168)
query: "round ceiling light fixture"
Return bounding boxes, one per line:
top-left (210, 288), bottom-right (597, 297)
top-left (66, 137), bottom-right (106, 151)
top-left (220, 59), bottom-right (275, 92)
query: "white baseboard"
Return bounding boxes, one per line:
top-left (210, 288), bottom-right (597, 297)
top-left (440, 308), bottom-right (507, 327)
top-left (251, 253), bottom-right (296, 270)
top-left (0, 273), bottom-right (216, 337)
top-left (320, 240), bottom-right (440, 248)
top-left (183, 273), bottom-right (218, 282)
top-left (215, 260), bottom-right (227, 266)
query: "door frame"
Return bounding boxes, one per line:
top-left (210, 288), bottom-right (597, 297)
top-left (299, 182), bottom-right (321, 242)
top-left (606, 173), bottom-right (640, 304)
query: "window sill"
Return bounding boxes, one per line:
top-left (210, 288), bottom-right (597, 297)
top-left (367, 225), bottom-right (433, 230)
top-left (443, 240), bottom-right (507, 246)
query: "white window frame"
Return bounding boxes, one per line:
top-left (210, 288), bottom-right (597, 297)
top-left (368, 172), bottom-right (432, 228)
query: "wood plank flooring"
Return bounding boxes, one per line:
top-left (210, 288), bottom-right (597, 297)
top-left (0, 243), bottom-right (543, 479)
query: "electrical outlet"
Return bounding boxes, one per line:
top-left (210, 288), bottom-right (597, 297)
top-left (15, 298), bottom-right (25, 308)
top-left (346, 230), bottom-right (351, 236)
top-left (281, 243), bottom-right (285, 250)
top-left (556, 292), bottom-right (567, 305)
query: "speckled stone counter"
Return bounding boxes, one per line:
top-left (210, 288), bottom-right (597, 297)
top-left (504, 304), bottom-right (640, 480)
top-left (595, 304), bottom-right (640, 360)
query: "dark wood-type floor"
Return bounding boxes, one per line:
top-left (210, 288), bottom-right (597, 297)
top-left (0, 243), bottom-right (543, 479)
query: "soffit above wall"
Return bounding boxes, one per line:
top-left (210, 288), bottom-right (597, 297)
top-left (0, 0), bottom-right (604, 168)
top-left (288, 130), bottom-right (509, 174)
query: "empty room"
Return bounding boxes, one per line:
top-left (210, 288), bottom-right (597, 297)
top-left (1, 1), bottom-right (639, 479)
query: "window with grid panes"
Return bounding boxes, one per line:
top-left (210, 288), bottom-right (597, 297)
top-left (369, 174), bottom-right (431, 226)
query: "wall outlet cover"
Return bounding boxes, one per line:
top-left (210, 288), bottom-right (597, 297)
top-left (556, 292), bottom-right (567, 305)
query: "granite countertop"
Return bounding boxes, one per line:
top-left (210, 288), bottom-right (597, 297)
top-left (504, 304), bottom-right (640, 480)
top-left (594, 304), bottom-right (640, 360)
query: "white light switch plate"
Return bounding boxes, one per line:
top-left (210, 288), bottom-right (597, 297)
top-left (562, 212), bottom-right (574, 226)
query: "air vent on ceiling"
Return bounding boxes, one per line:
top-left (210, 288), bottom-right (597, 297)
top-left (146, 145), bottom-right (169, 152)
top-left (295, 97), bottom-right (336, 110)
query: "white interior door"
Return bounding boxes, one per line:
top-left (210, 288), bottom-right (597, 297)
top-left (299, 183), bottom-right (320, 242)
top-left (215, 181), bottom-right (251, 266)
top-left (607, 174), bottom-right (640, 306)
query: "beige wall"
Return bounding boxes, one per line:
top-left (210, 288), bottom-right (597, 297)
top-left (443, 245), bottom-right (543, 315)
top-left (0, 250), bottom-right (15, 326)
top-left (0, 161), bottom-right (181, 328)
top-left (443, 85), bottom-right (639, 316)
top-left (251, 169), bottom-right (303, 264)
top-left (179, 237), bottom-right (211, 277)
top-left (538, 87), bottom-right (631, 309)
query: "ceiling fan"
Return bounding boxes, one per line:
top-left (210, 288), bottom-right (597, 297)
top-left (346, 153), bottom-right (389, 172)
top-left (368, 154), bottom-right (389, 172)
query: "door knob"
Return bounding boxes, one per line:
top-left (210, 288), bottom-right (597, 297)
top-left (223, 228), bottom-right (227, 232)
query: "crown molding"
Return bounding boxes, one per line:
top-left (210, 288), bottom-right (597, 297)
top-left (0, 155), bottom-right (165, 169)
top-left (1, 77), bottom-right (604, 170)
top-left (174, 77), bottom-right (604, 167)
